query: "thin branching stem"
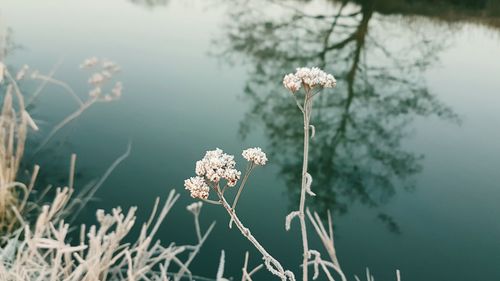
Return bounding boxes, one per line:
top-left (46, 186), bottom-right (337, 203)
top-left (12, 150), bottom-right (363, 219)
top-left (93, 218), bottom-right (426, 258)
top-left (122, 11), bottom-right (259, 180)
top-left (35, 98), bottom-right (97, 152)
top-left (297, 87), bottom-right (315, 281)
top-left (229, 162), bottom-right (254, 228)
top-left (213, 184), bottom-right (295, 281)
top-left (31, 74), bottom-right (84, 106)
top-left (174, 222), bottom-right (216, 281)
top-left (201, 198), bottom-right (222, 205)
top-left (26, 57), bottom-right (64, 107)
top-left (241, 251), bottom-right (264, 281)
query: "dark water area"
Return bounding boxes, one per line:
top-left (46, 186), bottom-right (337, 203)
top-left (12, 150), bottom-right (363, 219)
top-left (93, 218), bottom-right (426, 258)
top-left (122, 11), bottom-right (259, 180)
top-left (2, 0), bottom-right (500, 280)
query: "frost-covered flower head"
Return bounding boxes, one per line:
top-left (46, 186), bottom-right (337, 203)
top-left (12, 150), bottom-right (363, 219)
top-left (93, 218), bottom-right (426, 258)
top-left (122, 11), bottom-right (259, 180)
top-left (283, 67), bottom-right (336, 92)
top-left (80, 57), bottom-right (123, 100)
top-left (283, 73), bottom-right (301, 93)
top-left (88, 73), bottom-right (105, 85)
top-left (89, 87), bottom-right (102, 98)
top-left (242, 147), bottom-right (268, 166)
top-left (102, 59), bottom-right (121, 73)
top-left (184, 176), bottom-right (210, 199)
top-left (195, 148), bottom-right (241, 187)
top-left (80, 57), bottom-right (99, 69)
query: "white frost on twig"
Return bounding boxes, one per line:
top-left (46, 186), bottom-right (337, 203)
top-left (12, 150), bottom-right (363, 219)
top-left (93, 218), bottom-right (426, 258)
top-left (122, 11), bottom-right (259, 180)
top-left (305, 173), bottom-right (316, 196)
top-left (285, 211), bottom-right (300, 231)
top-left (216, 250), bottom-right (229, 281)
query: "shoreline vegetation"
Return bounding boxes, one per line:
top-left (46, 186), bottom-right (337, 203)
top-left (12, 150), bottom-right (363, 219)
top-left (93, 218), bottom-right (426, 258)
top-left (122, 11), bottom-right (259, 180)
top-left (0, 58), bottom-right (400, 280)
top-left (0, 59), bottom-right (220, 281)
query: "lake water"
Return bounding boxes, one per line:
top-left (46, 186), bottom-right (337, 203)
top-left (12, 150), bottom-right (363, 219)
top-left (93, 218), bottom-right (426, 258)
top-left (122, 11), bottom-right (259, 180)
top-left (2, 0), bottom-right (500, 280)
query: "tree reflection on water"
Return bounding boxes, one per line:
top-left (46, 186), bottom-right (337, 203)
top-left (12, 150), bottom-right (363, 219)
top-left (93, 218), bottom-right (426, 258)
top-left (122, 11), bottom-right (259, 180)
top-left (215, 0), bottom-right (464, 232)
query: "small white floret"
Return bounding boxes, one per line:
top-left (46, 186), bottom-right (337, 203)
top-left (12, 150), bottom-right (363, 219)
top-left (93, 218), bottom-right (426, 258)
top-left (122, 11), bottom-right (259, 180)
top-left (242, 147), bottom-right (268, 166)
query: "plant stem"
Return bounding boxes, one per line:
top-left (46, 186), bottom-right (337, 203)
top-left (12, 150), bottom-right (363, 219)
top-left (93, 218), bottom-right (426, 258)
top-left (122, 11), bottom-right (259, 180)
top-left (32, 74), bottom-right (83, 106)
top-left (174, 222), bottom-right (215, 281)
top-left (201, 198), bottom-right (221, 205)
top-left (214, 185), bottom-right (293, 281)
top-left (229, 163), bottom-right (254, 228)
top-left (35, 98), bottom-right (96, 152)
top-left (299, 88), bottom-right (314, 281)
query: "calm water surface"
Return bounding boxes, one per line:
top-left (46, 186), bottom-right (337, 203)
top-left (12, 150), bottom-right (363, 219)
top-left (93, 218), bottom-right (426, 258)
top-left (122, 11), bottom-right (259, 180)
top-left (2, 0), bottom-right (500, 280)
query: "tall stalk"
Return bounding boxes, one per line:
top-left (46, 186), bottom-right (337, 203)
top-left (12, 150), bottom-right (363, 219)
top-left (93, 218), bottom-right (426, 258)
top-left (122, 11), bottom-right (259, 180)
top-left (298, 87), bottom-right (313, 281)
top-left (283, 67), bottom-right (336, 281)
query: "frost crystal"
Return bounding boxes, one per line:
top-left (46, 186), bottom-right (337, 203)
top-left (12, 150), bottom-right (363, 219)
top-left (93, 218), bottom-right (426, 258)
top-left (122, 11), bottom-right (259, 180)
top-left (195, 148), bottom-right (241, 187)
top-left (242, 147), bottom-right (268, 166)
top-left (283, 67), bottom-right (336, 92)
top-left (184, 176), bottom-right (210, 199)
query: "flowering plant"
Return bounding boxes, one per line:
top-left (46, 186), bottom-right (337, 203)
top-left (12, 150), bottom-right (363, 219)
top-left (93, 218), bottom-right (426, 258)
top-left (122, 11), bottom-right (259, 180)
top-left (183, 67), bottom-right (354, 281)
top-left (183, 67), bottom-right (400, 281)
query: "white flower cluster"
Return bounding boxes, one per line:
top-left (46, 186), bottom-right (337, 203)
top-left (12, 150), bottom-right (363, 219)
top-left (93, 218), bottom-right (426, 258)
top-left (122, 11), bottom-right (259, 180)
top-left (195, 148), bottom-right (241, 187)
top-left (184, 176), bottom-right (210, 199)
top-left (80, 57), bottom-right (122, 101)
top-left (185, 148), bottom-right (270, 200)
top-left (102, 59), bottom-right (121, 72)
top-left (283, 73), bottom-right (301, 93)
top-left (283, 67), bottom-right (336, 93)
top-left (242, 147), bottom-right (268, 166)
top-left (81, 57), bottom-right (120, 85)
top-left (80, 57), bottom-right (99, 68)
top-left (88, 73), bottom-right (105, 85)
top-left (89, 87), bottom-right (102, 98)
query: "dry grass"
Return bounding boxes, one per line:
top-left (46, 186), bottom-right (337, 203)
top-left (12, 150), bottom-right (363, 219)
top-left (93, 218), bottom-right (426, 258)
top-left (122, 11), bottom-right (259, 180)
top-left (0, 53), bottom-right (124, 231)
top-left (0, 67), bottom-right (37, 234)
top-left (0, 55), bottom-right (403, 281)
top-left (0, 60), bottom-right (220, 280)
top-left (0, 188), bottom-right (216, 281)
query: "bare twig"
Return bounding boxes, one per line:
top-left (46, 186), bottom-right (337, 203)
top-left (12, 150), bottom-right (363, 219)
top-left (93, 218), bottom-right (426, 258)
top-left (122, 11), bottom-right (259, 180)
top-left (214, 184), bottom-right (295, 281)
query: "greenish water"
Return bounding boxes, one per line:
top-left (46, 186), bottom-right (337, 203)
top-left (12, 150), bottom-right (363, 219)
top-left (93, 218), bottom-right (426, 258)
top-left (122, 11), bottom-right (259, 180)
top-left (2, 0), bottom-right (500, 280)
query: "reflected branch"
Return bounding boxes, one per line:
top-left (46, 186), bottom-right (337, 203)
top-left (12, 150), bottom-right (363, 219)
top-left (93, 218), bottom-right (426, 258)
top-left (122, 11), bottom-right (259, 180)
top-left (214, 0), bottom-right (461, 232)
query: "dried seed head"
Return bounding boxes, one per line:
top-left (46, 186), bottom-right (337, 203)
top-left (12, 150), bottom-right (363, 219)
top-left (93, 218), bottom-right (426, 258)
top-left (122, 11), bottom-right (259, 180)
top-left (184, 176), bottom-right (210, 199)
top-left (283, 67), bottom-right (336, 92)
top-left (283, 73), bottom-right (301, 93)
top-left (88, 73), bottom-right (105, 86)
top-left (242, 147), bottom-right (268, 166)
top-left (89, 87), bottom-right (101, 98)
top-left (80, 57), bottom-right (99, 68)
top-left (194, 148), bottom-right (241, 186)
